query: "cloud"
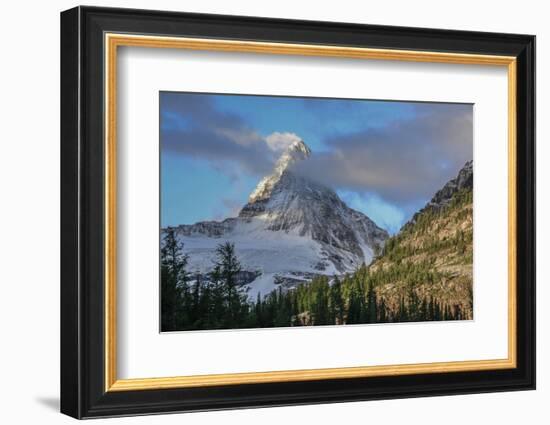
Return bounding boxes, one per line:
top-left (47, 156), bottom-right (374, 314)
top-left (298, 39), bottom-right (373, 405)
top-left (160, 93), bottom-right (277, 176)
top-left (162, 93), bottom-right (473, 213)
top-left (265, 132), bottom-right (302, 152)
top-left (292, 103), bottom-right (472, 204)
top-left (221, 198), bottom-right (243, 218)
top-left (161, 94), bottom-right (310, 180)
top-left (337, 190), bottom-right (406, 234)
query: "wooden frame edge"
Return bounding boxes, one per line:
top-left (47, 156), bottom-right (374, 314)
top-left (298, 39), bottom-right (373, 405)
top-left (108, 358), bottom-right (516, 391)
top-left (507, 59), bottom-right (518, 369)
top-left (104, 33), bottom-right (518, 392)
top-left (105, 32), bottom-right (118, 391)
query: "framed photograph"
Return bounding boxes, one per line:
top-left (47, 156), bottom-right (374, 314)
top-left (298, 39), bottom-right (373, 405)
top-left (60, 6), bottom-right (535, 419)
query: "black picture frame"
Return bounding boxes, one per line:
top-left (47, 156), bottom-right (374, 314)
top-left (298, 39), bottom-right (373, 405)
top-left (61, 5), bottom-right (535, 419)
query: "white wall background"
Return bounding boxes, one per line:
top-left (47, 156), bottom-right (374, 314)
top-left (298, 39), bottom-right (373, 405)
top-left (0, 0), bottom-right (545, 423)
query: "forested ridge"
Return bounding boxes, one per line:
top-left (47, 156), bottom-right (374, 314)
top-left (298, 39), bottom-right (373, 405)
top-left (161, 187), bottom-right (473, 332)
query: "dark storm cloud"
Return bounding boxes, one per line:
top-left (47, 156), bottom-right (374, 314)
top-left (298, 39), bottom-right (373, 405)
top-left (160, 93), bottom-right (276, 176)
top-left (292, 103), bottom-right (473, 203)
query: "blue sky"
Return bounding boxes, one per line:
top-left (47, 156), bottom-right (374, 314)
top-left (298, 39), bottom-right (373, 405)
top-left (160, 92), bottom-right (472, 234)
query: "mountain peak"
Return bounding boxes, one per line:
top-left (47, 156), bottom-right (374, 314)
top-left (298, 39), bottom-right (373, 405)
top-left (248, 138), bottom-right (311, 203)
top-left (235, 140), bottom-right (388, 273)
top-left (170, 138), bottom-right (389, 291)
top-left (285, 138), bottom-right (312, 158)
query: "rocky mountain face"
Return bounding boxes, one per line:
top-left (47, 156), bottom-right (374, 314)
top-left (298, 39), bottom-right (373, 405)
top-left (403, 160), bottom-right (473, 230)
top-left (429, 160), bottom-right (473, 209)
top-left (169, 139), bottom-right (388, 298)
top-left (245, 138), bottom-right (312, 205)
top-left (238, 140), bottom-right (388, 269)
top-left (368, 161), bottom-right (474, 319)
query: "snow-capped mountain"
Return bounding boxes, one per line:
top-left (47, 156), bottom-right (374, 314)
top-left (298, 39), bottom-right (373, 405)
top-left (168, 139), bottom-right (388, 298)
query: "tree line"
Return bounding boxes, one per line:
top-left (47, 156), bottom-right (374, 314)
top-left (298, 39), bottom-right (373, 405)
top-left (161, 228), bottom-right (465, 332)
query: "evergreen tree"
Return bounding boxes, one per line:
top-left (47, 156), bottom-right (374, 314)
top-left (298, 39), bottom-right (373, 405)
top-left (347, 280), bottom-right (365, 324)
top-left (329, 277), bottom-right (344, 324)
top-left (254, 292), bottom-right (263, 326)
top-left (365, 281), bottom-right (377, 323)
top-left (198, 278), bottom-right (213, 327)
top-left (407, 286), bottom-right (419, 322)
top-left (272, 287), bottom-right (291, 327)
top-left (160, 228), bottom-right (189, 331)
top-left (209, 264), bottom-right (226, 328)
top-left (190, 272), bottom-right (202, 327)
top-left (213, 242), bottom-right (248, 327)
